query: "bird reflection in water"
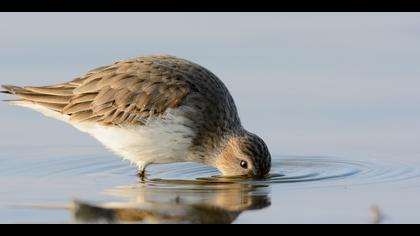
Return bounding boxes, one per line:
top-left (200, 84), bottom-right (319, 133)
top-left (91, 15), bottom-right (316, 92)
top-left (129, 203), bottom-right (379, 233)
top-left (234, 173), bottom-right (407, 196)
top-left (72, 178), bottom-right (271, 224)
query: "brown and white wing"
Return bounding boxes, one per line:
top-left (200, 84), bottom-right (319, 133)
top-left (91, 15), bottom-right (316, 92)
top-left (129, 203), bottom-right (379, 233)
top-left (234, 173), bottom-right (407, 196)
top-left (1, 58), bottom-right (191, 126)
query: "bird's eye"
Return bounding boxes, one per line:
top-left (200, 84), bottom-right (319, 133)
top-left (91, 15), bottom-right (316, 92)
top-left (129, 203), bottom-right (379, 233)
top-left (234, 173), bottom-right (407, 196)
top-left (240, 160), bottom-right (248, 169)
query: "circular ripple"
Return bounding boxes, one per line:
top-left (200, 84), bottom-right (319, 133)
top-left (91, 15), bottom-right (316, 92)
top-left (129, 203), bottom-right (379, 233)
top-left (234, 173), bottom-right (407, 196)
top-left (1, 147), bottom-right (420, 188)
top-left (147, 156), bottom-right (420, 188)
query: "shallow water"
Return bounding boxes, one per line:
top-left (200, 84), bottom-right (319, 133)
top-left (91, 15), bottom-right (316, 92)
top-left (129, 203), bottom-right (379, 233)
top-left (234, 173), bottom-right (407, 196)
top-left (0, 146), bottom-right (420, 223)
top-left (1, 12), bottom-right (420, 224)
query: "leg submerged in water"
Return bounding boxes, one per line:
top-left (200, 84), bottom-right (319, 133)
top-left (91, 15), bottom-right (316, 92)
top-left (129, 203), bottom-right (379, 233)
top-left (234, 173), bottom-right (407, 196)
top-left (136, 161), bottom-right (148, 180)
top-left (137, 169), bottom-right (146, 179)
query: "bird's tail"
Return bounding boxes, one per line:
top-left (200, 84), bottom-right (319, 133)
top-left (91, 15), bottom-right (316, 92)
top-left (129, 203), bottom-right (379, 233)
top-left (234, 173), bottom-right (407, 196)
top-left (1, 85), bottom-right (24, 95)
top-left (1, 85), bottom-right (31, 105)
top-left (1, 84), bottom-right (76, 109)
top-left (1, 84), bottom-right (73, 122)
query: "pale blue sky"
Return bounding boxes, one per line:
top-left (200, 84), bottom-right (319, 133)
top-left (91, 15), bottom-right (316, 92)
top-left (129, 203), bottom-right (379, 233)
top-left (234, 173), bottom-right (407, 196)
top-left (1, 13), bottom-right (420, 159)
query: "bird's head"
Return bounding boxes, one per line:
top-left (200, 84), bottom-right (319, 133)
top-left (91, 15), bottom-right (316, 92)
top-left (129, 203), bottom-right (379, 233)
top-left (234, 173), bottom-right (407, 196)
top-left (214, 131), bottom-right (271, 178)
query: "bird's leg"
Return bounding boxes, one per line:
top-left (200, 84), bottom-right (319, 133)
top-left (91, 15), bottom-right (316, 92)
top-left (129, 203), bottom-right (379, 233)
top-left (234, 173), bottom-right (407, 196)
top-left (137, 169), bottom-right (145, 180)
top-left (136, 161), bottom-right (147, 181)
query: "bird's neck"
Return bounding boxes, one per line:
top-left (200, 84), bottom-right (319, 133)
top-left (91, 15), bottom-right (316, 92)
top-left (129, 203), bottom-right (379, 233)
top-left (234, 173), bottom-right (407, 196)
top-left (188, 127), bottom-right (246, 166)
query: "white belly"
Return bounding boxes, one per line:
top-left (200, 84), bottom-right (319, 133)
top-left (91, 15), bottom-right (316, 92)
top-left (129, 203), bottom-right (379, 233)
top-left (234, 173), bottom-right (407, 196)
top-left (10, 101), bottom-right (196, 169)
top-left (72, 108), bottom-right (195, 168)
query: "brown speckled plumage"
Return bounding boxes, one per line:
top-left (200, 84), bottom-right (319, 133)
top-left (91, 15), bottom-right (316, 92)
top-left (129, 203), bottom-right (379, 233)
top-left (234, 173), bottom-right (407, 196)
top-left (1, 55), bottom-right (271, 178)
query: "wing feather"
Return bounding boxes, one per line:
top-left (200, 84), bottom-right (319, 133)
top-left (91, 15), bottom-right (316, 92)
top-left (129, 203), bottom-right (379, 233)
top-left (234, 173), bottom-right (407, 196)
top-left (2, 55), bottom-right (192, 126)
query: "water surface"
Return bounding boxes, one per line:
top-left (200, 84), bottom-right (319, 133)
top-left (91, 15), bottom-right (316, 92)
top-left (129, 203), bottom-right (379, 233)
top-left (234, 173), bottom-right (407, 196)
top-left (1, 13), bottom-right (420, 224)
top-left (1, 146), bottom-right (419, 223)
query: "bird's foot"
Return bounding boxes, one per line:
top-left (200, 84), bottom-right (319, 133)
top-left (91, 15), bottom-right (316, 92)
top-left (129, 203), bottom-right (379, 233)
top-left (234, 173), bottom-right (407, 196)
top-left (136, 170), bottom-right (146, 181)
top-left (136, 161), bottom-right (148, 181)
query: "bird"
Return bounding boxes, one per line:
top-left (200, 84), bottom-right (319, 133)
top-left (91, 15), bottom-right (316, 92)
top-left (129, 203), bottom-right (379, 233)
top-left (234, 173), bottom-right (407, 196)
top-left (1, 55), bottom-right (271, 178)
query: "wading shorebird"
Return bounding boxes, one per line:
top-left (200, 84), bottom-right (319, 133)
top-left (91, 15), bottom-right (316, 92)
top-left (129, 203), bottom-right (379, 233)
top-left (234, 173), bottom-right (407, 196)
top-left (1, 55), bottom-right (271, 178)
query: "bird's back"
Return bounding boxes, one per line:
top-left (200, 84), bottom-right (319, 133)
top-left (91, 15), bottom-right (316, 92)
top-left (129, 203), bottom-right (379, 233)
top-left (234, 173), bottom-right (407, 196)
top-left (1, 55), bottom-right (241, 164)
